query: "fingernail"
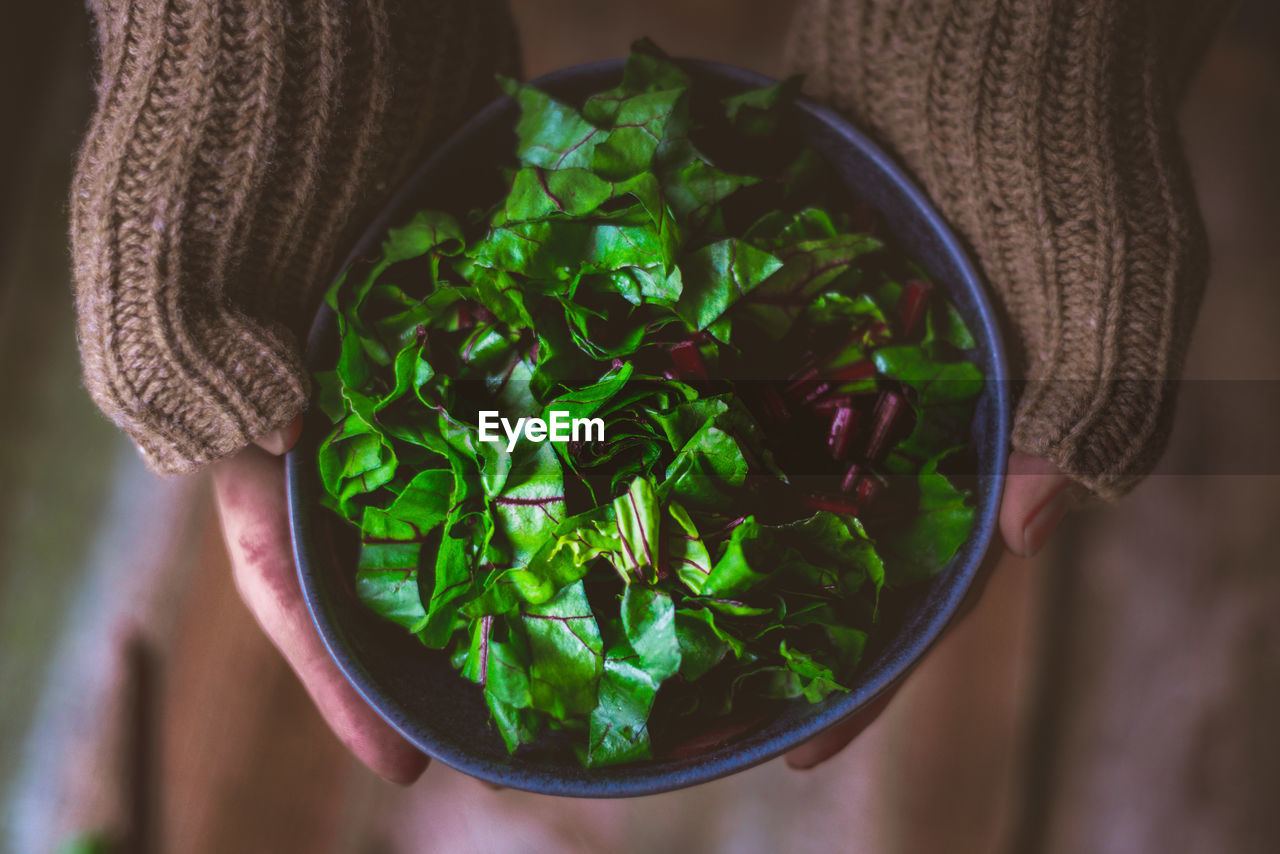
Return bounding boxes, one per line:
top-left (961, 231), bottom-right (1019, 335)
top-left (253, 417), bottom-right (302, 456)
top-left (253, 427), bottom-right (289, 455)
top-left (1021, 485), bottom-right (1071, 556)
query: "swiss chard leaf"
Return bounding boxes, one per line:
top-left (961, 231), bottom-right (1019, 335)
top-left (580, 636), bottom-right (659, 766)
top-left (702, 517), bottom-right (771, 597)
top-left (674, 239), bottom-right (782, 332)
top-left (505, 79), bottom-right (603, 171)
top-left (522, 580), bottom-right (605, 719)
top-left (739, 233), bottom-right (883, 340)
top-left (667, 501), bottom-right (714, 594)
top-left (879, 451), bottom-right (977, 585)
top-left (620, 584), bottom-right (682, 682)
top-left (491, 441), bottom-right (567, 566)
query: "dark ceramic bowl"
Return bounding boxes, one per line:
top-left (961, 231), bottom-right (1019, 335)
top-left (287, 57), bottom-right (1010, 797)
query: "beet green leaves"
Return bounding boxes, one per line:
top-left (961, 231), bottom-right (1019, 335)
top-left (316, 39), bottom-right (982, 766)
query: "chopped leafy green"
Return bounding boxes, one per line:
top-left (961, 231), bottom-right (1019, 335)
top-left (316, 39), bottom-right (983, 767)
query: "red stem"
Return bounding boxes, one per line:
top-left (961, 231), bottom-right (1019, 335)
top-left (854, 475), bottom-right (882, 509)
top-left (840, 462), bottom-right (863, 494)
top-left (761, 386), bottom-right (792, 423)
top-left (899, 278), bottom-right (933, 339)
top-left (812, 392), bottom-right (854, 417)
top-left (802, 493), bottom-right (861, 516)
top-left (670, 341), bottom-right (709, 380)
top-left (865, 389), bottom-right (906, 462)
top-left (827, 405), bottom-right (860, 460)
top-left (826, 358), bottom-right (876, 384)
top-left (784, 364), bottom-right (821, 399)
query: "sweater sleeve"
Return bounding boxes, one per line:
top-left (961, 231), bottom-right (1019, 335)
top-left (784, 0), bottom-right (1228, 498)
top-left (71, 0), bottom-right (520, 474)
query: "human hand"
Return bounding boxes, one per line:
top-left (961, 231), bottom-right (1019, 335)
top-left (783, 451), bottom-right (1080, 769)
top-left (211, 418), bottom-right (428, 785)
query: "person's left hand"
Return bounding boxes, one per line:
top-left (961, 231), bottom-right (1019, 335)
top-left (783, 451), bottom-right (1078, 769)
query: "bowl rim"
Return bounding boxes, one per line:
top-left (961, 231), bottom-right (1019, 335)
top-left (287, 55), bottom-right (1010, 797)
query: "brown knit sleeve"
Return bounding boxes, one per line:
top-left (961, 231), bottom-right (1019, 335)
top-left (71, 0), bottom-right (520, 474)
top-left (784, 0), bottom-right (1228, 499)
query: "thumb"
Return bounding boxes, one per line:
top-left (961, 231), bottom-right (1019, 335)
top-left (252, 415), bottom-right (304, 456)
top-left (1000, 451), bottom-right (1078, 558)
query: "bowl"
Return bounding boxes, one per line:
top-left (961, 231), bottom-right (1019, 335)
top-left (286, 56), bottom-right (1010, 797)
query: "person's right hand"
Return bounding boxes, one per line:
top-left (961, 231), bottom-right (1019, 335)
top-left (211, 418), bottom-right (428, 785)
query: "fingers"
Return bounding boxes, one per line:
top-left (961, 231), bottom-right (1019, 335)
top-left (999, 451), bottom-right (1079, 558)
top-left (211, 444), bottom-right (429, 785)
top-left (252, 416), bottom-right (304, 456)
top-left (784, 682), bottom-right (902, 770)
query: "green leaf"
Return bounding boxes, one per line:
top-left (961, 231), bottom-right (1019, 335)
top-left (485, 625), bottom-right (536, 709)
top-left (804, 290), bottom-right (889, 337)
top-left (926, 294), bottom-right (977, 352)
top-left (769, 511), bottom-right (885, 596)
top-left (382, 467), bottom-right (453, 537)
top-left (667, 501), bottom-right (713, 594)
top-left (601, 476), bottom-right (663, 583)
top-left (721, 75), bottom-right (802, 138)
top-left (355, 567), bottom-right (427, 632)
top-left (603, 38), bottom-right (688, 103)
top-left (661, 159), bottom-right (759, 225)
top-left (522, 580), bottom-right (605, 719)
top-left (591, 88), bottom-right (686, 180)
top-left (318, 419), bottom-right (398, 521)
top-left (505, 79), bottom-right (603, 171)
top-left (873, 346), bottom-right (984, 406)
top-left (491, 440), bottom-right (566, 566)
top-left (743, 207), bottom-right (840, 249)
top-left (702, 517), bottom-right (770, 597)
top-left (580, 637), bottom-right (659, 766)
top-left (314, 370), bottom-right (346, 422)
top-left (503, 166), bottom-right (615, 222)
top-left (673, 606), bottom-right (741, 680)
top-left (488, 692), bottom-right (544, 753)
top-left (653, 396), bottom-right (775, 508)
top-left (674, 239), bottom-right (782, 331)
top-left (620, 585), bottom-right (682, 682)
top-left (879, 452), bottom-right (977, 585)
top-left (382, 210), bottom-right (465, 265)
top-left (739, 233), bottom-right (883, 340)
top-left (514, 507), bottom-right (615, 603)
top-left (418, 518), bottom-right (473, 648)
top-left (775, 640), bottom-right (849, 702)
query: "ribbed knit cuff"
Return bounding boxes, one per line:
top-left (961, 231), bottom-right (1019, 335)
top-left (785, 0), bottom-right (1223, 498)
top-left (72, 0), bottom-right (520, 474)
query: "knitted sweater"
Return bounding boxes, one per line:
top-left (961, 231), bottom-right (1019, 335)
top-left (786, 0), bottom-right (1225, 497)
top-left (72, 0), bottom-right (1220, 498)
top-left (71, 0), bottom-right (519, 473)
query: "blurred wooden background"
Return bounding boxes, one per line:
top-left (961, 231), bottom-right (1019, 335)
top-left (2, 3), bottom-right (1278, 853)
